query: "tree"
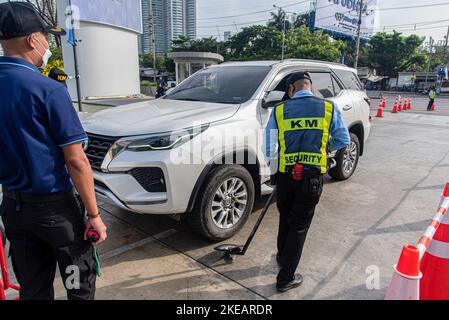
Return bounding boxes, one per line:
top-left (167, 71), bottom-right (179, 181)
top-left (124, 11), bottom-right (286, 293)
top-left (366, 32), bottom-right (428, 77)
top-left (171, 35), bottom-right (194, 51)
top-left (285, 26), bottom-right (345, 62)
top-left (139, 53), bottom-right (166, 70)
top-left (171, 36), bottom-right (225, 56)
top-left (267, 9), bottom-right (292, 32)
top-left (292, 13), bottom-right (310, 28)
top-left (226, 25), bottom-right (282, 60)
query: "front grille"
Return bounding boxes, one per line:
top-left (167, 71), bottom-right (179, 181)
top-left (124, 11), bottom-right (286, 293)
top-left (130, 168), bottom-right (166, 193)
top-left (85, 133), bottom-right (119, 171)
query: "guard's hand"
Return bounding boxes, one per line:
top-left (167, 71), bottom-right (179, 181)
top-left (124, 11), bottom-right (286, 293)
top-left (85, 216), bottom-right (107, 246)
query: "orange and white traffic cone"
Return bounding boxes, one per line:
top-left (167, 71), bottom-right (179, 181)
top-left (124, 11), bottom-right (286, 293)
top-left (383, 98), bottom-right (387, 108)
top-left (386, 245), bottom-right (422, 300)
top-left (408, 99), bottom-right (412, 110)
top-left (376, 104), bottom-right (383, 118)
top-left (392, 99), bottom-right (398, 113)
top-left (420, 184), bottom-right (449, 300)
top-left (398, 98), bottom-right (403, 112)
top-left (431, 103), bottom-right (436, 111)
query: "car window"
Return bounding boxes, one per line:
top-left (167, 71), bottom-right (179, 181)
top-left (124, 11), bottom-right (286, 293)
top-left (165, 66), bottom-right (271, 104)
top-left (332, 75), bottom-right (343, 96)
top-left (309, 72), bottom-right (335, 99)
top-left (333, 69), bottom-right (362, 90)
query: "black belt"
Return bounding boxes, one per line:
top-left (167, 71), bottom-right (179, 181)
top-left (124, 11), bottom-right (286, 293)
top-left (283, 167), bottom-right (322, 177)
top-left (3, 188), bottom-right (76, 204)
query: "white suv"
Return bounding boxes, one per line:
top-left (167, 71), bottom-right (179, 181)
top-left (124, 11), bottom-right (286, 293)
top-left (82, 60), bottom-right (371, 240)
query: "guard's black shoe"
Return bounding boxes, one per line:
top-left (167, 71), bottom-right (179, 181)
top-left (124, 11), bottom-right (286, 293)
top-left (276, 274), bottom-right (304, 293)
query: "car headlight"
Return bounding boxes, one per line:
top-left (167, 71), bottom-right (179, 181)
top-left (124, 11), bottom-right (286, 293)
top-left (124, 124), bottom-right (209, 152)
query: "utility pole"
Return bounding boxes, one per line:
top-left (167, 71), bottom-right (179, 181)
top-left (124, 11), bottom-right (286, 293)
top-left (354, 0), bottom-right (364, 69)
top-left (425, 37), bottom-right (434, 89)
top-left (273, 5), bottom-right (287, 61)
top-left (149, 6), bottom-right (157, 84)
top-left (445, 26), bottom-right (449, 63)
top-left (67, 0), bottom-right (83, 112)
top-left (216, 25), bottom-right (222, 41)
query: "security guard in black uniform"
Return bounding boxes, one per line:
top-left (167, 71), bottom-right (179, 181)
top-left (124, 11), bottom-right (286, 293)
top-left (264, 72), bottom-right (350, 292)
top-left (0, 2), bottom-right (107, 300)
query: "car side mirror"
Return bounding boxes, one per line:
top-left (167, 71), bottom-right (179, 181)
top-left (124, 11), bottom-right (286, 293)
top-left (262, 91), bottom-right (285, 109)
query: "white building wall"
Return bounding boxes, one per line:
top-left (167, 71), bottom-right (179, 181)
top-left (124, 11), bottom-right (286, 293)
top-left (57, 0), bottom-right (140, 100)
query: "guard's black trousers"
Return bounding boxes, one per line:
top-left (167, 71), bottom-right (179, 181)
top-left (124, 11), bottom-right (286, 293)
top-left (428, 98), bottom-right (435, 111)
top-left (0, 195), bottom-right (96, 300)
top-left (276, 172), bottom-right (324, 286)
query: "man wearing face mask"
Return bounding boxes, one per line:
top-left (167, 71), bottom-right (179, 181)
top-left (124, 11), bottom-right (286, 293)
top-left (0, 2), bottom-right (107, 300)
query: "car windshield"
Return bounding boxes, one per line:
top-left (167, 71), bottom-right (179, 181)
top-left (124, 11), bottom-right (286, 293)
top-left (165, 66), bottom-right (272, 104)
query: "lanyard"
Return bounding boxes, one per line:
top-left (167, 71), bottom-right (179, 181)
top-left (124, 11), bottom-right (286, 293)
top-left (0, 62), bottom-right (38, 73)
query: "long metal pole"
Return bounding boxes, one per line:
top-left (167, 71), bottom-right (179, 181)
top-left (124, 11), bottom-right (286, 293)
top-left (282, 17), bottom-right (286, 61)
top-left (354, 0), bottom-right (364, 69)
top-left (273, 5), bottom-right (286, 61)
top-left (425, 37), bottom-right (434, 89)
top-left (150, 5), bottom-right (156, 84)
top-left (68, 0), bottom-right (83, 112)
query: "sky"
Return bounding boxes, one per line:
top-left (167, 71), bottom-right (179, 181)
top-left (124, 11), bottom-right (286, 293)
top-left (197, 0), bottom-right (449, 46)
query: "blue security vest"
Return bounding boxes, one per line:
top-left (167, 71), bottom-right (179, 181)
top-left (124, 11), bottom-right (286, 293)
top-left (275, 96), bottom-right (334, 174)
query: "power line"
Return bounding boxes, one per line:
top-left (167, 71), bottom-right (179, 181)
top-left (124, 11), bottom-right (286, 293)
top-left (198, 18), bottom-right (271, 29)
top-left (197, 1), bottom-right (449, 38)
top-left (198, 4), bottom-right (332, 29)
top-left (378, 1), bottom-right (449, 11)
top-left (197, 0), bottom-right (310, 21)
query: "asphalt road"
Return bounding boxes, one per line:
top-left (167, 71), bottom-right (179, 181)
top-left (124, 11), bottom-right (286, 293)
top-left (3, 98), bottom-right (449, 300)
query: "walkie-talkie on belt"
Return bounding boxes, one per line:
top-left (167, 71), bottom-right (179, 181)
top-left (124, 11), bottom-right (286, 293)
top-left (292, 164), bottom-right (304, 181)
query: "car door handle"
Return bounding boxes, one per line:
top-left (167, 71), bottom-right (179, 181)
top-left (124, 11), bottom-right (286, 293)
top-left (343, 105), bottom-right (353, 111)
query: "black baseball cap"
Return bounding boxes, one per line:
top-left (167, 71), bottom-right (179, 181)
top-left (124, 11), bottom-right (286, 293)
top-left (286, 72), bottom-right (313, 87)
top-left (0, 1), bottom-right (66, 40)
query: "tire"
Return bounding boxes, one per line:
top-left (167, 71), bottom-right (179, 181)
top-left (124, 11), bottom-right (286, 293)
top-left (188, 165), bottom-right (255, 241)
top-left (328, 133), bottom-right (360, 181)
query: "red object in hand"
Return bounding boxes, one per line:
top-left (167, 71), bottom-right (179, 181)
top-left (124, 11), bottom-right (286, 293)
top-left (87, 230), bottom-right (100, 243)
top-left (292, 164), bottom-right (303, 181)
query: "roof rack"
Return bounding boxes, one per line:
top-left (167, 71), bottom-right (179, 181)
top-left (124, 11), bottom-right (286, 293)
top-left (280, 59), bottom-right (346, 67)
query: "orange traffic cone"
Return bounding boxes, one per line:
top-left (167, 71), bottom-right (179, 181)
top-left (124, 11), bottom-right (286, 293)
top-left (431, 103), bottom-right (436, 111)
top-left (383, 98), bottom-right (387, 108)
top-left (376, 105), bottom-right (383, 118)
top-left (420, 184), bottom-right (449, 300)
top-left (386, 245), bottom-right (422, 300)
top-left (398, 98), bottom-right (402, 112)
top-left (392, 99), bottom-right (398, 113)
top-left (408, 99), bottom-right (412, 110)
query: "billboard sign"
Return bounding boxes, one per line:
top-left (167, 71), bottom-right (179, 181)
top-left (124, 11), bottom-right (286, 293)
top-left (71, 0), bottom-right (142, 33)
top-left (314, 0), bottom-right (378, 38)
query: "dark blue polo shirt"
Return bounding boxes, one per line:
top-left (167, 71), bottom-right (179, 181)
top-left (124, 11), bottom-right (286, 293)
top-left (0, 57), bottom-right (87, 194)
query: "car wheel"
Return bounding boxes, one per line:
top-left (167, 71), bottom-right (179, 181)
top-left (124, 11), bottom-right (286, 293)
top-left (188, 165), bottom-right (255, 241)
top-left (328, 133), bottom-right (360, 181)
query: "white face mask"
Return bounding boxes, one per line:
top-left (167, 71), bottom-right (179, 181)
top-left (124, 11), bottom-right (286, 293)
top-left (33, 37), bottom-right (52, 69)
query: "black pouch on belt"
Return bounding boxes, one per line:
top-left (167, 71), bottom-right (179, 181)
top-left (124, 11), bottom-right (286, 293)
top-left (302, 176), bottom-right (323, 197)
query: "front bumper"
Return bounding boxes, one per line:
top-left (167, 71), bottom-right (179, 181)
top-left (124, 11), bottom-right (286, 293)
top-left (93, 147), bottom-right (204, 215)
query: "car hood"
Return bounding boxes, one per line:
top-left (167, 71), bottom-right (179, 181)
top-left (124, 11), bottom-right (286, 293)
top-left (82, 99), bottom-right (240, 137)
